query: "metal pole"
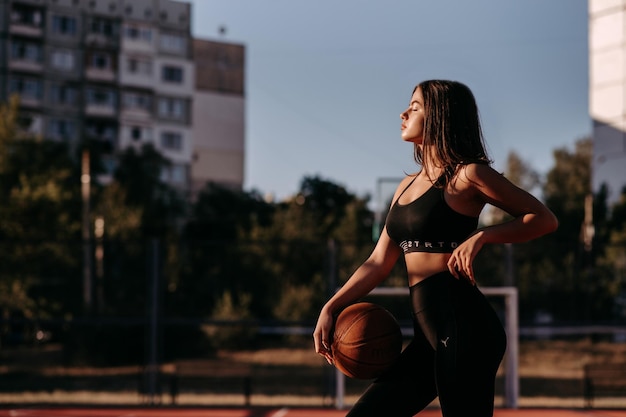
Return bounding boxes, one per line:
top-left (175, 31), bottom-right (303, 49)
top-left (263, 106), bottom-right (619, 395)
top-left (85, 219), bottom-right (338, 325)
top-left (505, 288), bottom-right (519, 408)
top-left (504, 243), bottom-right (514, 287)
top-left (335, 368), bottom-right (345, 409)
top-left (81, 149), bottom-right (92, 309)
top-left (94, 216), bottom-right (105, 312)
top-left (147, 238), bottom-right (160, 405)
top-left (327, 239), bottom-right (337, 297)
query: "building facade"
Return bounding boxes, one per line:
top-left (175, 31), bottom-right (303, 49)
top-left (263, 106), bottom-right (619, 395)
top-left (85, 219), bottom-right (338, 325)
top-left (589, 0), bottom-right (626, 202)
top-left (191, 38), bottom-right (244, 196)
top-left (0, 0), bottom-right (244, 194)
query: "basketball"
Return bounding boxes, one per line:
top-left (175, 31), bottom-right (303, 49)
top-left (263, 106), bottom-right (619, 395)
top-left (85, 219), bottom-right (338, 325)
top-left (332, 302), bottom-right (402, 379)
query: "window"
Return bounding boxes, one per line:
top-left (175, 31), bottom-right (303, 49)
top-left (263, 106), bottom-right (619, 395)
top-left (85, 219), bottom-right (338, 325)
top-left (162, 66), bottom-right (183, 83)
top-left (51, 50), bottom-right (75, 70)
top-left (124, 24), bottom-right (152, 42)
top-left (87, 88), bottom-right (116, 107)
top-left (130, 126), bottom-right (151, 142)
top-left (11, 4), bottom-right (43, 27)
top-left (86, 120), bottom-right (116, 141)
top-left (50, 83), bottom-right (78, 105)
top-left (90, 17), bottom-right (115, 37)
top-left (17, 114), bottom-right (39, 133)
top-left (52, 15), bottom-right (77, 36)
top-left (9, 77), bottom-right (43, 99)
top-left (170, 165), bottom-right (186, 183)
top-left (11, 40), bottom-right (42, 62)
top-left (131, 126), bottom-right (141, 141)
top-left (127, 57), bottom-right (152, 75)
top-left (123, 92), bottom-right (152, 111)
top-left (161, 132), bottom-right (183, 151)
top-left (157, 97), bottom-right (186, 120)
top-left (89, 52), bottom-right (112, 70)
top-left (161, 164), bottom-right (186, 184)
top-left (48, 119), bottom-right (76, 139)
top-left (160, 33), bottom-right (186, 53)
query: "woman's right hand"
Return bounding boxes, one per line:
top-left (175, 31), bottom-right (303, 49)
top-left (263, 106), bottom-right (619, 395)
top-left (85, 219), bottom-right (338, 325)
top-left (312, 232), bottom-right (401, 365)
top-left (313, 306), bottom-right (335, 365)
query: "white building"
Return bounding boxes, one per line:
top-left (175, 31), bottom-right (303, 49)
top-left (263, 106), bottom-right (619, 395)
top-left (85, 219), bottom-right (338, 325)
top-left (589, 0), bottom-right (626, 202)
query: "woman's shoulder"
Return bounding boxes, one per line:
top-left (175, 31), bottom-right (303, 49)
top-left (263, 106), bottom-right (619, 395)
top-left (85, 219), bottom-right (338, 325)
top-left (388, 173), bottom-right (418, 205)
top-left (398, 172), bottom-right (419, 186)
top-left (457, 162), bottom-right (500, 183)
top-left (450, 163), bottom-right (505, 195)
top-left (387, 170), bottom-right (416, 186)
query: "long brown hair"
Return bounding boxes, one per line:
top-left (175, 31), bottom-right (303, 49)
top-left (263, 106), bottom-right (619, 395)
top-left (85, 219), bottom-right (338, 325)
top-left (413, 80), bottom-right (491, 186)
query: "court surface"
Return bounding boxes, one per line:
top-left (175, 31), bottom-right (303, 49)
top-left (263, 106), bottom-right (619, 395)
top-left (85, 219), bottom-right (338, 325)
top-left (1, 408), bottom-right (626, 417)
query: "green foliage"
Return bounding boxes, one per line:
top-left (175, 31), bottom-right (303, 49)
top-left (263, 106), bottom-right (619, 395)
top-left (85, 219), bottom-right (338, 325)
top-left (113, 144), bottom-right (186, 237)
top-left (0, 97), bottom-right (82, 325)
top-left (544, 138), bottom-right (592, 245)
top-left (0, 95), bottom-right (20, 171)
top-left (5, 89), bottom-right (626, 360)
top-left (535, 137), bottom-right (625, 321)
top-left (297, 176), bottom-right (355, 238)
top-left (93, 182), bottom-right (143, 240)
top-left (272, 284), bottom-right (315, 320)
top-left (504, 151), bottom-right (541, 192)
top-left (594, 188), bottom-right (626, 319)
top-left (172, 183), bottom-right (274, 321)
top-left (530, 138), bottom-right (592, 320)
top-left (202, 291), bottom-right (256, 349)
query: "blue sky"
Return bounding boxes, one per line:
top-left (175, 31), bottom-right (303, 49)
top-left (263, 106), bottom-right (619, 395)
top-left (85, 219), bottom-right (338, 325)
top-left (187, 0), bottom-right (590, 205)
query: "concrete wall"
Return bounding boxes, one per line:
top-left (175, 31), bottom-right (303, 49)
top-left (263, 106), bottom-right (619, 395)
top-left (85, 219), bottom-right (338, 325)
top-left (589, 0), bottom-right (626, 201)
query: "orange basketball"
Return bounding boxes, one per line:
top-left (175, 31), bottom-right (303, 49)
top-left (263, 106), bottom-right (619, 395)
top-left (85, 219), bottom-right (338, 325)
top-left (332, 302), bottom-right (402, 379)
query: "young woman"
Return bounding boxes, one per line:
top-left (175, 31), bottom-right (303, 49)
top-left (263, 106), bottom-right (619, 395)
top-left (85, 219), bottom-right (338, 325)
top-left (313, 80), bottom-right (558, 416)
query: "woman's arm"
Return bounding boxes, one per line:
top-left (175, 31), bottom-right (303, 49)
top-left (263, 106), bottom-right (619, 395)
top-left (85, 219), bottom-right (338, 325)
top-left (447, 163), bottom-right (558, 283)
top-left (313, 175), bottom-right (414, 362)
top-left (313, 229), bottom-right (402, 363)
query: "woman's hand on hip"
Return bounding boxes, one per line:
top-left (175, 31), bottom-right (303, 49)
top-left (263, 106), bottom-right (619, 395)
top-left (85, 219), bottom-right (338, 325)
top-left (447, 230), bottom-right (485, 285)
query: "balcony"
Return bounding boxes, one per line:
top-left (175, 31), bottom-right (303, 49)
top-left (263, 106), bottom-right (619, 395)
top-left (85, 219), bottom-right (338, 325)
top-left (10, 4), bottom-right (44, 37)
top-left (84, 33), bottom-right (118, 49)
top-left (18, 96), bottom-right (43, 109)
top-left (9, 24), bottom-right (43, 38)
top-left (85, 68), bottom-right (116, 82)
top-left (8, 59), bottom-right (43, 73)
top-left (85, 103), bottom-right (116, 117)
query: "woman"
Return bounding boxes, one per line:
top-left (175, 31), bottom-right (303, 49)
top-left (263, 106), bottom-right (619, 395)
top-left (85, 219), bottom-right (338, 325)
top-left (313, 80), bottom-right (558, 416)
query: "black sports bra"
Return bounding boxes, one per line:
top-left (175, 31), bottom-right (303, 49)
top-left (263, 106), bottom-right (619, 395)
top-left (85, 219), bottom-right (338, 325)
top-left (385, 176), bottom-right (478, 254)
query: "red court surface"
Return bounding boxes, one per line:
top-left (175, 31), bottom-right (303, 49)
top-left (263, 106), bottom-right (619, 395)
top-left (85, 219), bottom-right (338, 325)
top-left (1, 408), bottom-right (626, 417)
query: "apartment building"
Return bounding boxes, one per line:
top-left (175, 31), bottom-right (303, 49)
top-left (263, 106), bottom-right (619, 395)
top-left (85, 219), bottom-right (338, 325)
top-left (191, 38), bottom-right (244, 196)
top-left (0, 0), bottom-right (244, 193)
top-left (589, 0), bottom-right (626, 202)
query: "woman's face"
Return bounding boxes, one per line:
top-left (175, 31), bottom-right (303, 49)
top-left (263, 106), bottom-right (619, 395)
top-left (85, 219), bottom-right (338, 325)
top-left (400, 87), bottom-right (425, 144)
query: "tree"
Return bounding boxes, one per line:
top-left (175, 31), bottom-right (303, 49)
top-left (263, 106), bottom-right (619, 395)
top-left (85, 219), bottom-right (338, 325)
top-left (544, 139), bottom-right (592, 243)
top-left (595, 186), bottom-right (626, 319)
top-left (0, 96), bottom-right (19, 174)
top-left (0, 97), bottom-right (82, 336)
top-left (171, 183), bottom-right (274, 318)
top-left (113, 144), bottom-right (186, 237)
top-left (249, 175), bottom-right (375, 321)
top-left (504, 151), bottom-right (541, 192)
top-left (540, 137), bottom-right (601, 320)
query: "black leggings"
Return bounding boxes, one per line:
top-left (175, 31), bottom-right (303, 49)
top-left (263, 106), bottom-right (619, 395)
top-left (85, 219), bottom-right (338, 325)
top-left (346, 272), bottom-right (507, 417)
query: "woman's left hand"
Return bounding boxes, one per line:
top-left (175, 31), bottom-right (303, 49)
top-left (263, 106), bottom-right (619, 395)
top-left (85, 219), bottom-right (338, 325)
top-left (447, 230), bottom-right (484, 285)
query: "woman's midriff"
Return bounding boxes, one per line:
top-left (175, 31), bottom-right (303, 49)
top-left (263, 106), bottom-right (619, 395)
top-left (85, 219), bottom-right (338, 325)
top-left (405, 252), bottom-right (452, 287)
